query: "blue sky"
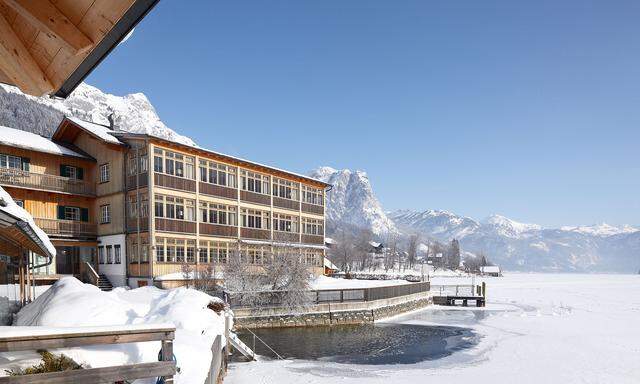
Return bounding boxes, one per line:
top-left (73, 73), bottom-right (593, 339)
top-left (86, 0), bottom-right (640, 227)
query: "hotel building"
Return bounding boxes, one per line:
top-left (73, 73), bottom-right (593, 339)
top-left (0, 117), bottom-right (329, 288)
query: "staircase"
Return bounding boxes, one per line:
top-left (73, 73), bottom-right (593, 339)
top-left (97, 274), bottom-right (114, 291)
top-left (228, 332), bottom-right (255, 360)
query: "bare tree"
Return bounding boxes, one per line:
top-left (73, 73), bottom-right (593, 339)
top-left (384, 232), bottom-right (398, 272)
top-left (329, 228), bottom-right (355, 272)
top-left (407, 233), bottom-right (420, 269)
top-left (181, 262), bottom-right (193, 288)
top-left (355, 228), bottom-right (374, 271)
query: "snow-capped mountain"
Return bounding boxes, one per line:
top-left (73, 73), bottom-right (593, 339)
top-left (391, 209), bottom-right (640, 272)
top-left (309, 167), bottom-right (396, 236)
top-left (0, 83), bottom-right (195, 146)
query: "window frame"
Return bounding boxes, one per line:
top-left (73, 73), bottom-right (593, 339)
top-left (100, 204), bottom-right (111, 224)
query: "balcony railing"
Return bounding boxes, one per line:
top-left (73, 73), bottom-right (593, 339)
top-left (34, 218), bottom-right (97, 238)
top-left (301, 202), bottom-right (324, 215)
top-left (301, 234), bottom-right (324, 245)
top-left (0, 168), bottom-right (95, 196)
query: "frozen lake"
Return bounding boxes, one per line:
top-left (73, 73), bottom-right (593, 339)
top-left (227, 273), bottom-right (640, 384)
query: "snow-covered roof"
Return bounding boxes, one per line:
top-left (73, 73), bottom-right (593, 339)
top-left (0, 126), bottom-right (89, 159)
top-left (241, 239), bottom-right (327, 250)
top-left (324, 237), bottom-right (335, 244)
top-left (323, 258), bottom-right (338, 270)
top-left (480, 266), bottom-right (501, 273)
top-left (0, 186), bottom-right (55, 258)
top-left (369, 241), bottom-right (382, 248)
top-left (66, 116), bottom-right (123, 145)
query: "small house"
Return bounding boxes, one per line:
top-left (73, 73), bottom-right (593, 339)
top-left (480, 265), bottom-right (502, 277)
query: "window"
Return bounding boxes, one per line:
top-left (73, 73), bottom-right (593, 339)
top-left (106, 245), bottom-right (113, 264)
top-left (14, 199), bottom-right (24, 208)
top-left (156, 238), bottom-right (196, 263)
top-left (60, 165), bottom-right (83, 180)
top-left (241, 245), bottom-right (267, 265)
top-left (240, 170), bottom-right (270, 194)
top-left (98, 246), bottom-right (105, 264)
top-left (199, 160), bottom-right (237, 187)
top-left (114, 245), bottom-right (121, 264)
top-left (0, 154), bottom-right (23, 170)
top-left (199, 202), bottom-right (236, 226)
top-left (273, 213), bottom-right (299, 233)
top-left (303, 250), bottom-right (324, 266)
top-left (100, 205), bottom-right (111, 224)
top-left (302, 185), bottom-right (324, 206)
top-left (129, 195), bottom-right (148, 219)
top-left (241, 209), bottom-right (270, 229)
top-left (199, 241), bottom-right (232, 264)
top-left (302, 217), bottom-right (324, 235)
top-left (130, 241), bottom-right (148, 263)
top-left (64, 206), bottom-right (80, 221)
top-left (99, 163), bottom-right (110, 183)
top-left (154, 148), bottom-right (195, 179)
top-left (154, 195), bottom-right (195, 221)
top-left (273, 178), bottom-right (299, 200)
top-left (128, 157), bottom-right (137, 175)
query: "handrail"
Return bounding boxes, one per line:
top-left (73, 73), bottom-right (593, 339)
top-left (235, 324), bottom-right (283, 360)
top-left (0, 168), bottom-right (95, 196)
top-left (0, 325), bottom-right (176, 383)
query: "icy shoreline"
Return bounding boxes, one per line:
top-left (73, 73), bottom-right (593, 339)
top-left (226, 273), bottom-right (640, 384)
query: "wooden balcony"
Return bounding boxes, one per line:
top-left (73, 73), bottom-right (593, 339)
top-left (199, 182), bottom-right (238, 200)
top-left (302, 234), bottom-right (324, 245)
top-left (127, 218), bottom-right (149, 232)
top-left (128, 262), bottom-right (151, 277)
top-left (200, 223), bottom-right (237, 237)
top-left (0, 168), bottom-right (95, 196)
top-left (240, 190), bottom-right (270, 206)
top-left (273, 231), bottom-right (299, 243)
top-left (127, 173), bottom-right (149, 190)
top-left (273, 196), bottom-right (300, 211)
top-left (154, 173), bottom-right (196, 192)
top-left (34, 218), bottom-right (97, 238)
top-left (240, 227), bottom-right (270, 240)
top-left (155, 218), bottom-right (196, 234)
top-left (301, 202), bottom-right (324, 215)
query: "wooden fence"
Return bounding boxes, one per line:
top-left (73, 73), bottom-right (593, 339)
top-left (0, 325), bottom-right (176, 384)
top-left (227, 282), bottom-right (430, 308)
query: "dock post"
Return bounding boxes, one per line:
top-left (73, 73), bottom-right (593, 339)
top-left (482, 282), bottom-right (487, 307)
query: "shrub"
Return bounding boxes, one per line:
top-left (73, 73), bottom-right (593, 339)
top-left (5, 350), bottom-right (82, 376)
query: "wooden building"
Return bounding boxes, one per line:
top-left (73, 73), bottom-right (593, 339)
top-left (0, 116), bottom-right (330, 288)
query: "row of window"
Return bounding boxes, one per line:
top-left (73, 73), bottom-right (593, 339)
top-left (155, 237), bottom-right (323, 266)
top-left (154, 194), bottom-right (323, 234)
top-left (98, 244), bottom-right (122, 264)
top-left (153, 148), bottom-right (324, 206)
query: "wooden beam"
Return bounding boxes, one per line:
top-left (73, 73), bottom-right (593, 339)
top-left (0, 13), bottom-right (53, 95)
top-left (1, 0), bottom-right (93, 54)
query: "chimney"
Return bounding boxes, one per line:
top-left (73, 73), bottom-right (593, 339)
top-left (107, 113), bottom-right (116, 131)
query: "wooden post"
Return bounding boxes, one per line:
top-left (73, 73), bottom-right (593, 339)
top-left (161, 338), bottom-right (174, 384)
top-left (224, 312), bottom-right (231, 356)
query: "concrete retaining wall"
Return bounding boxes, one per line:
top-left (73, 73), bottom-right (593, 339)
top-left (234, 291), bottom-right (432, 328)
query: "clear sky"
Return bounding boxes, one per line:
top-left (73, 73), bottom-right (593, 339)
top-left (85, 0), bottom-right (640, 228)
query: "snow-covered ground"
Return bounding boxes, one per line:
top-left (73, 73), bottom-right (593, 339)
top-left (310, 275), bottom-right (411, 289)
top-left (227, 273), bottom-right (640, 384)
top-left (0, 277), bottom-right (228, 384)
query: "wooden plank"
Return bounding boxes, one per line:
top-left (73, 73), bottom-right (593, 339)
top-left (0, 13), bottom-right (53, 95)
top-left (2, 0), bottom-right (93, 53)
top-left (0, 361), bottom-right (176, 384)
top-left (0, 330), bottom-right (175, 353)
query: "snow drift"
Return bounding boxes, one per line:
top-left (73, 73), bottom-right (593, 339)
top-left (10, 277), bottom-right (227, 384)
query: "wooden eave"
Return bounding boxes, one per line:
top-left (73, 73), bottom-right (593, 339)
top-left (53, 118), bottom-right (124, 151)
top-left (0, 0), bottom-right (160, 98)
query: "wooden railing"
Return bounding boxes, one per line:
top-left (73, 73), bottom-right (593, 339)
top-left (273, 231), bottom-right (298, 243)
top-left (240, 227), bottom-right (270, 240)
top-left (199, 182), bottom-right (237, 200)
top-left (155, 218), bottom-right (196, 234)
top-left (200, 223), bottom-right (236, 237)
top-left (154, 173), bottom-right (196, 192)
top-left (79, 261), bottom-right (99, 286)
top-left (240, 190), bottom-right (270, 205)
top-left (127, 217), bottom-right (149, 232)
top-left (34, 218), bottom-right (96, 238)
top-left (301, 234), bottom-right (324, 245)
top-left (127, 173), bottom-right (148, 190)
top-left (0, 325), bottom-right (176, 384)
top-left (301, 202), bottom-right (324, 215)
top-left (273, 196), bottom-right (299, 211)
top-left (228, 282), bottom-right (430, 308)
top-left (0, 168), bottom-right (95, 196)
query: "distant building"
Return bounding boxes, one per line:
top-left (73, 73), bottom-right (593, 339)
top-left (480, 265), bottom-right (502, 277)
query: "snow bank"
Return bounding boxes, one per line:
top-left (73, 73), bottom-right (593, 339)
top-left (5, 277), bottom-right (227, 384)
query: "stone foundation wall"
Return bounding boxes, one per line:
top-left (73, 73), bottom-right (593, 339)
top-left (235, 296), bottom-right (432, 329)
